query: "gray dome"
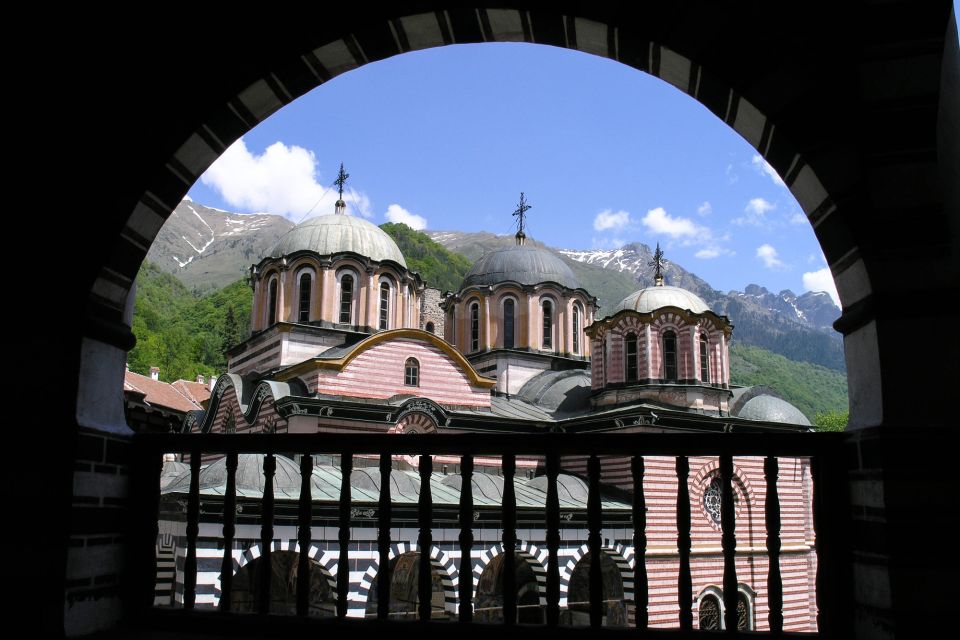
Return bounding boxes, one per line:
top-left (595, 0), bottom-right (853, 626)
top-left (462, 244), bottom-right (581, 290)
top-left (737, 395), bottom-right (811, 426)
top-left (614, 285), bottom-right (710, 314)
top-left (270, 214), bottom-right (406, 267)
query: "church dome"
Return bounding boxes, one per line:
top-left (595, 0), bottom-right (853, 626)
top-left (461, 244), bottom-right (581, 290)
top-left (737, 394), bottom-right (811, 426)
top-left (269, 213), bottom-right (407, 267)
top-left (613, 285), bottom-right (711, 314)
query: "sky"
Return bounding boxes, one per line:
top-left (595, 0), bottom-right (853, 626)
top-left (187, 42), bottom-right (839, 305)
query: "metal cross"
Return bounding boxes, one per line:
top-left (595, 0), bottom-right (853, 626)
top-left (512, 192), bottom-right (532, 234)
top-left (334, 163), bottom-right (349, 200)
top-left (649, 243), bottom-right (667, 281)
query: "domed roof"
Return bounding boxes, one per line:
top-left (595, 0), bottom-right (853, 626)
top-left (737, 395), bottom-right (811, 426)
top-left (269, 213), bottom-right (406, 267)
top-left (614, 285), bottom-right (711, 314)
top-left (462, 244), bottom-right (581, 290)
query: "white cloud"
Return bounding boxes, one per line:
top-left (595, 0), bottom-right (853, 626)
top-left (593, 209), bottom-right (631, 231)
top-left (697, 201), bottom-right (712, 216)
top-left (789, 212), bottom-right (807, 225)
top-left (752, 154), bottom-right (786, 186)
top-left (642, 206), bottom-right (731, 258)
top-left (199, 138), bottom-right (372, 221)
top-left (734, 197), bottom-right (776, 226)
top-left (803, 266), bottom-right (841, 307)
top-left (756, 244), bottom-right (786, 269)
top-left (642, 207), bottom-right (701, 238)
top-left (384, 203), bottom-right (428, 230)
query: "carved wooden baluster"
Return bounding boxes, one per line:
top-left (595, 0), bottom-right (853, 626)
top-left (184, 449), bottom-right (201, 609)
top-left (545, 453), bottom-right (561, 627)
top-left (587, 455), bottom-right (603, 628)
top-left (502, 454), bottom-right (517, 625)
top-left (258, 453), bottom-right (276, 615)
top-left (417, 454), bottom-right (434, 622)
top-left (338, 451), bottom-right (353, 619)
top-left (219, 452), bottom-right (238, 612)
top-left (458, 455), bottom-right (474, 623)
top-left (676, 455), bottom-right (692, 630)
top-left (720, 454), bottom-right (738, 632)
top-left (632, 455), bottom-right (648, 629)
top-left (765, 456), bottom-right (783, 632)
top-left (297, 453), bottom-right (313, 617)
top-left (377, 453), bottom-right (392, 621)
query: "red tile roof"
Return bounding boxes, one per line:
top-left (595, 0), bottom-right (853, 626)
top-left (172, 379), bottom-right (212, 406)
top-left (124, 370), bottom-right (202, 413)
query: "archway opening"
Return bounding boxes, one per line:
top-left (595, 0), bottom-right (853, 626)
top-left (475, 553), bottom-right (544, 624)
top-left (226, 551), bottom-right (336, 617)
top-left (563, 551), bottom-right (627, 627)
top-left (364, 552), bottom-right (450, 620)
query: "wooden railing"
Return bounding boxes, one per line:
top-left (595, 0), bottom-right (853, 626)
top-left (127, 432), bottom-right (849, 638)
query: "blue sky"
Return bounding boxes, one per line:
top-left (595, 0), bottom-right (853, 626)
top-left (188, 43), bottom-right (838, 304)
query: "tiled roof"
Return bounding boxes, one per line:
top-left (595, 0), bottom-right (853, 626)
top-left (171, 379), bottom-right (212, 406)
top-left (124, 370), bottom-right (202, 413)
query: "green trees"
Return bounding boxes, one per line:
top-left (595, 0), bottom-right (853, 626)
top-left (127, 261), bottom-right (251, 382)
top-left (812, 410), bottom-right (848, 432)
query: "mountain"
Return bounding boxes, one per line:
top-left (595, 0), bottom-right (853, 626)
top-left (145, 199), bottom-right (294, 292)
top-left (430, 234), bottom-right (845, 372)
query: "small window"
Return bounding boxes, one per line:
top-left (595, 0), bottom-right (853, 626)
top-left (404, 358), bottom-right (419, 387)
top-left (625, 332), bottom-right (638, 382)
top-left (339, 274), bottom-right (354, 325)
top-left (542, 299), bottom-right (553, 350)
top-left (503, 298), bottom-right (515, 349)
top-left (699, 594), bottom-right (721, 631)
top-left (699, 334), bottom-right (710, 383)
top-left (379, 282), bottom-right (390, 330)
top-left (663, 330), bottom-right (677, 381)
top-left (267, 278), bottom-right (278, 326)
top-left (572, 304), bottom-right (581, 354)
top-left (298, 273), bottom-right (311, 323)
top-left (425, 321), bottom-right (435, 334)
top-left (470, 302), bottom-right (480, 352)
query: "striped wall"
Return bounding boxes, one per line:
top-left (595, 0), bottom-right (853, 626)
top-left (161, 526), bottom-right (816, 630)
top-left (311, 337), bottom-right (490, 407)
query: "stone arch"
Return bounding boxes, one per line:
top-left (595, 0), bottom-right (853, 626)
top-left (472, 541), bottom-right (549, 608)
top-left (80, 7), bottom-right (937, 443)
top-left (561, 540), bottom-right (634, 626)
top-left (213, 541), bottom-right (338, 613)
top-left (355, 542), bottom-right (458, 617)
top-left (560, 540), bottom-right (635, 603)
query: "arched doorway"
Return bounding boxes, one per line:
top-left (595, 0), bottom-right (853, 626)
top-left (364, 551), bottom-right (450, 620)
top-left (563, 551), bottom-right (627, 627)
top-left (475, 553), bottom-right (544, 624)
top-left (226, 551), bottom-right (336, 617)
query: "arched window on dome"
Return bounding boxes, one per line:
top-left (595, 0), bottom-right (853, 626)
top-left (625, 332), bottom-right (638, 382)
top-left (267, 277), bottom-right (278, 326)
top-left (425, 321), bottom-right (435, 334)
top-left (663, 330), bottom-right (678, 381)
top-left (572, 303), bottom-right (582, 354)
top-left (470, 301), bottom-right (480, 352)
top-left (542, 299), bottom-right (554, 351)
top-left (404, 357), bottom-right (419, 387)
top-left (339, 273), bottom-right (354, 325)
top-left (379, 281), bottom-right (391, 330)
top-left (298, 272), bottom-right (311, 323)
top-left (503, 298), bottom-right (515, 349)
top-left (699, 333), bottom-right (710, 383)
